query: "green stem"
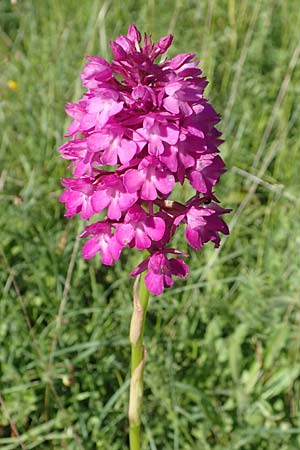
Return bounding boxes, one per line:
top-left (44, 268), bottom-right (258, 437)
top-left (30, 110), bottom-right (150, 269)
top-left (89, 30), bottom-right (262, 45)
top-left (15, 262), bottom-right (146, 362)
top-left (128, 272), bottom-right (150, 450)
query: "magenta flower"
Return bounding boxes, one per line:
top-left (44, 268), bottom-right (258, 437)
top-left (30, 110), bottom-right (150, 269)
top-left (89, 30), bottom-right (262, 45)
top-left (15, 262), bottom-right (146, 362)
top-left (80, 56), bottom-right (112, 88)
top-left (187, 154), bottom-right (225, 195)
top-left (59, 24), bottom-right (230, 295)
top-left (124, 157), bottom-right (175, 201)
top-left (81, 222), bottom-right (122, 265)
top-left (184, 203), bottom-right (230, 250)
top-left (131, 250), bottom-right (189, 295)
top-left (87, 127), bottom-right (138, 165)
top-left (92, 174), bottom-right (137, 220)
top-left (134, 116), bottom-right (179, 156)
top-left (115, 205), bottom-right (165, 249)
top-left (60, 178), bottom-right (96, 220)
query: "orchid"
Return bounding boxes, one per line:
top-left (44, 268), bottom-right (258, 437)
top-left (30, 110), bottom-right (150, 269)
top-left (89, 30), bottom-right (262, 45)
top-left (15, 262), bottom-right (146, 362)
top-left (60, 23), bottom-right (230, 297)
top-left (59, 23), bottom-right (230, 450)
top-left (60, 25), bottom-right (229, 291)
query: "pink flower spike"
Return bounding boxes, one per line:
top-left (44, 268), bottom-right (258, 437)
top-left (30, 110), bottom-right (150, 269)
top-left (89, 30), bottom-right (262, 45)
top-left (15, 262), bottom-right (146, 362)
top-left (59, 23), bottom-right (230, 295)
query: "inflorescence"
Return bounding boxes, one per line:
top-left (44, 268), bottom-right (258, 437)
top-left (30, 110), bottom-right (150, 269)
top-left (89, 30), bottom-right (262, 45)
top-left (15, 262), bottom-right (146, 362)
top-left (59, 24), bottom-right (230, 295)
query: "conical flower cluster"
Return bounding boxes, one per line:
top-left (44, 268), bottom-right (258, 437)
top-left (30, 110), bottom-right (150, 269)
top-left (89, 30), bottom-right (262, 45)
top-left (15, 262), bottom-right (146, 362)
top-left (60, 24), bottom-right (230, 295)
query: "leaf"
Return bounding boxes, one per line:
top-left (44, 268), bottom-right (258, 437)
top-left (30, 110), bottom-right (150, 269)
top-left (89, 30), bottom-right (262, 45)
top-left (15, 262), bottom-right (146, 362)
top-left (228, 324), bottom-right (248, 382)
top-left (262, 366), bottom-right (300, 400)
top-left (264, 324), bottom-right (289, 369)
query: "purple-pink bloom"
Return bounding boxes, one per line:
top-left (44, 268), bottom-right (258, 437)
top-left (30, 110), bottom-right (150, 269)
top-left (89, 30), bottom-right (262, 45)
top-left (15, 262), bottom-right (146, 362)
top-left (134, 116), bottom-right (179, 156)
top-left (87, 127), bottom-right (138, 165)
top-left (81, 56), bottom-right (113, 89)
top-left (80, 90), bottom-right (123, 131)
top-left (187, 154), bottom-right (225, 195)
top-left (184, 203), bottom-right (230, 250)
top-left (124, 157), bottom-right (175, 201)
top-left (130, 250), bottom-right (188, 295)
top-left (59, 23), bottom-right (230, 295)
top-left (92, 174), bottom-right (137, 220)
top-left (115, 205), bottom-right (165, 249)
top-left (163, 81), bottom-right (203, 116)
top-left (60, 178), bottom-right (96, 220)
top-left (81, 222), bottom-right (122, 265)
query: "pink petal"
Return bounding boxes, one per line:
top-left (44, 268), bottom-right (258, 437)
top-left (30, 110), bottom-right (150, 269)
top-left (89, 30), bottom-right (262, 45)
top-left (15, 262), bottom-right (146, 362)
top-left (186, 227), bottom-right (202, 250)
top-left (163, 96), bottom-right (180, 114)
top-left (127, 24), bottom-right (141, 43)
top-left (140, 180), bottom-right (157, 200)
top-left (87, 97), bottom-right (104, 113)
top-left (87, 132), bottom-right (111, 151)
top-left (118, 140), bottom-right (137, 164)
top-left (163, 273), bottom-right (174, 289)
top-left (82, 238), bottom-right (101, 259)
top-left (163, 124), bottom-right (179, 145)
top-left (154, 34), bottom-right (173, 55)
top-left (153, 172), bottom-right (174, 195)
top-left (107, 198), bottom-right (122, 220)
top-left (110, 236), bottom-right (123, 260)
top-left (116, 224), bottom-right (135, 246)
top-left (160, 146), bottom-right (178, 172)
top-left (101, 146), bottom-right (118, 165)
top-left (100, 248), bottom-right (114, 265)
top-left (135, 228), bottom-right (151, 249)
top-left (169, 258), bottom-right (189, 278)
top-left (144, 217), bottom-right (165, 241)
top-left (92, 190), bottom-right (110, 213)
top-left (148, 138), bottom-right (165, 156)
top-left (80, 198), bottom-right (95, 220)
top-left (124, 169), bottom-right (144, 193)
top-left (118, 192), bottom-right (138, 210)
top-left (168, 53), bottom-right (195, 70)
top-left (145, 272), bottom-right (164, 295)
top-left (81, 113), bottom-right (96, 131)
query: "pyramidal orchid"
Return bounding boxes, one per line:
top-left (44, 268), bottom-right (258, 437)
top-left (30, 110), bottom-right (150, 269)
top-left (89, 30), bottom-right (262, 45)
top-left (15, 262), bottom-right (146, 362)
top-left (59, 24), bottom-right (230, 450)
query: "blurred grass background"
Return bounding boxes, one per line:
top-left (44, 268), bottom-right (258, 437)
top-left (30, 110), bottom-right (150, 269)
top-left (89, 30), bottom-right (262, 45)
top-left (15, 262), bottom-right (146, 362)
top-left (1, 0), bottom-right (300, 448)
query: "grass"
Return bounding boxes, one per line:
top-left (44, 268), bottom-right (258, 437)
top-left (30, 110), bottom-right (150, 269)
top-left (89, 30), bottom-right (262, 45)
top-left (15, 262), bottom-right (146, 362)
top-left (1, 0), bottom-right (300, 448)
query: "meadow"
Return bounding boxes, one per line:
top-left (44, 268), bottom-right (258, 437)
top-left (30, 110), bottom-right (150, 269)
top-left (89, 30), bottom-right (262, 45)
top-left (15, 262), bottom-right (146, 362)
top-left (1, 0), bottom-right (300, 448)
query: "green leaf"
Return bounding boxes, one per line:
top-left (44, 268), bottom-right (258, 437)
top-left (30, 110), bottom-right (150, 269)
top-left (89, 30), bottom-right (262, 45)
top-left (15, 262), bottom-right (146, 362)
top-left (262, 366), bottom-right (300, 400)
top-left (228, 324), bottom-right (248, 382)
top-left (264, 324), bottom-right (289, 369)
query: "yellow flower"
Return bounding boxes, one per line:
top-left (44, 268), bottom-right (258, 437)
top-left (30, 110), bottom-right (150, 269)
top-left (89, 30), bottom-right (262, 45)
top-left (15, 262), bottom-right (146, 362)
top-left (8, 80), bottom-right (19, 90)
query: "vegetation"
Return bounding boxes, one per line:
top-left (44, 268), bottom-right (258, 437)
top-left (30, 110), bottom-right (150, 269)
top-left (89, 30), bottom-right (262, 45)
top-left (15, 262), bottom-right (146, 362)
top-left (1, 0), bottom-right (300, 448)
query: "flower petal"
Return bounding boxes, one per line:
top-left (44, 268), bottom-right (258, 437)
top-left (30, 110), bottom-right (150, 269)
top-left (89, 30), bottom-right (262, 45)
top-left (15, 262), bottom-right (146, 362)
top-left (92, 190), bottom-right (110, 212)
top-left (82, 237), bottom-right (101, 259)
top-left (145, 272), bottom-right (164, 295)
top-left (123, 169), bottom-right (144, 193)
